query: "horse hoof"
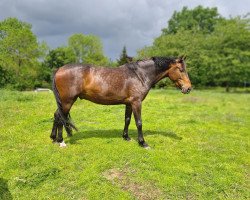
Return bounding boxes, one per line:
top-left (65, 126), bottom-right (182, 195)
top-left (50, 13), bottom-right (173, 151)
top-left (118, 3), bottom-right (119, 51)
top-left (59, 141), bottom-right (67, 148)
top-left (123, 136), bottom-right (131, 141)
top-left (139, 142), bottom-right (150, 149)
top-left (144, 146), bottom-right (151, 150)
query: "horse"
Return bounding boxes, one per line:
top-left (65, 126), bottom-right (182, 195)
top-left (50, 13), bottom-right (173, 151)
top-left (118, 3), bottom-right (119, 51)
top-left (50, 56), bottom-right (192, 148)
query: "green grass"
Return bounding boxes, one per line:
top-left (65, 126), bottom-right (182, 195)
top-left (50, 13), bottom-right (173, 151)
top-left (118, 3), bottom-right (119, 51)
top-left (0, 89), bottom-right (249, 199)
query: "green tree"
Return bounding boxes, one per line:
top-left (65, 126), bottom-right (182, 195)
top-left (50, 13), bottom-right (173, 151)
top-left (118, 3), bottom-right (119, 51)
top-left (0, 17), bottom-right (42, 89)
top-left (37, 46), bottom-right (76, 88)
top-left (163, 6), bottom-right (223, 34)
top-left (117, 46), bottom-right (131, 66)
top-left (206, 17), bottom-right (250, 91)
top-left (0, 18), bottom-right (39, 75)
top-left (38, 41), bottom-right (50, 62)
top-left (0, 65), bottom-right (13, 87)
top-left (68, 33), bottom-right (109, 65)
top-left (43, 46), bottom-right (76, 69)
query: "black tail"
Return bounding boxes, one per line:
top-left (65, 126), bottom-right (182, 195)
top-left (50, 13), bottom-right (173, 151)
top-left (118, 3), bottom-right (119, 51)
top-left (52, 70), bottom-right (78, 131)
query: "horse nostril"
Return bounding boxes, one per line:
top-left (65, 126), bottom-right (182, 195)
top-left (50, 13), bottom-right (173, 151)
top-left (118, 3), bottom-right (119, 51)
top-left (186, 88), bottom-right (191, 93)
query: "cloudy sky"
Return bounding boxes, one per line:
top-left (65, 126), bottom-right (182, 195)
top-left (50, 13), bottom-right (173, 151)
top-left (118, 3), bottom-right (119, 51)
top-left (0, 0), bottom-right (249, 60)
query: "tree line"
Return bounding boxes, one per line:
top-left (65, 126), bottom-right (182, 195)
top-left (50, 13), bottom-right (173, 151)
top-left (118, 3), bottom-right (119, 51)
top-left (0, 6), bottom-right (249, 91)
top-left (137, 6), bottom-right (250, 91)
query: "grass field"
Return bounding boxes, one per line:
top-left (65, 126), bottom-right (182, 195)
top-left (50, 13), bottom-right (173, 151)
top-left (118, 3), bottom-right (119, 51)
top-left (0, 89), bottom-right (249, 199)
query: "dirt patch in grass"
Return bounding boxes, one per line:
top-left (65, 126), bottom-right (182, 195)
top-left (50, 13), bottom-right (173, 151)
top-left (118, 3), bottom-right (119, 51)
top-left (103, 168), bottom-right (163, 200)
top-left (103, 168), bottom-right (125, 182)
top-left (182, 96), bottom-right (204, 103)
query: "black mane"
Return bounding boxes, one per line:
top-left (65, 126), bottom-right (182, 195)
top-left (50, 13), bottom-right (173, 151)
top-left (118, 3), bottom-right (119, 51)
top-left (125, 56), bottom-right (177, 71)
top-left (152, 56), bottom-right (177, 71)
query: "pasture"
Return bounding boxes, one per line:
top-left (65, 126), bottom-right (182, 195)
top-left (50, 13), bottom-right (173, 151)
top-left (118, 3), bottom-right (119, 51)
top-left (0, 89), bottom-right (249, 199)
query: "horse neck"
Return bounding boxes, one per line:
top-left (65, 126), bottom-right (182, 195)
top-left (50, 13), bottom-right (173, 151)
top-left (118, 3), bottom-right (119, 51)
top-left (137, 60), bottom-right (168, 88)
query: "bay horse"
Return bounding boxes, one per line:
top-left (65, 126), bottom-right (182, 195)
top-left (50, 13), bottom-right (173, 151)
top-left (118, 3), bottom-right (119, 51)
top-left (50, 56), bottom-right (191, 148)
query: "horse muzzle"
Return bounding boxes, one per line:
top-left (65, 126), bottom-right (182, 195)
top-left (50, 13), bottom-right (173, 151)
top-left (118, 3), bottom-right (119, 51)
top-left (181, 86), bottom-right (192, 94)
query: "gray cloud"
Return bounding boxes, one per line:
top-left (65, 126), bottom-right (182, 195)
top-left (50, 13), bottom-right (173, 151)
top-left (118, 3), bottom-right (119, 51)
top-left (0, 0), bottom-right (249, 60)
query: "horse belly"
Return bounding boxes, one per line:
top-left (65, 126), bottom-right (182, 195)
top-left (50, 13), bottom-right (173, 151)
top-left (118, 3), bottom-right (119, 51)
top-left (80, 91), bottom-right (126, 105)
top-left (80, 84), bottom-right (128, 105)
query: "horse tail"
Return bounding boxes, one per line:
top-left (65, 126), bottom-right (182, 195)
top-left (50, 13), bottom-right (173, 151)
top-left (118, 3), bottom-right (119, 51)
top-left (52, 69), bottom-right (78, 131)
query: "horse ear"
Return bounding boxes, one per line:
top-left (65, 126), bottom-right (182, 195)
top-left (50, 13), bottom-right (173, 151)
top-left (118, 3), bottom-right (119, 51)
top-left (179, 55), bottom-right (187, 62)
top-left (181, 55), bottom-right (187, 60)
top-left (126, 56), bottom-right (133, 63)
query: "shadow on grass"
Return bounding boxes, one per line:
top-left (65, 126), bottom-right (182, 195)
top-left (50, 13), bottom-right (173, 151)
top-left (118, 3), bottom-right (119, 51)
top-left (69, 129), bottom-right (182, 144)
top-left (0, 178), bottom-right (12, 200)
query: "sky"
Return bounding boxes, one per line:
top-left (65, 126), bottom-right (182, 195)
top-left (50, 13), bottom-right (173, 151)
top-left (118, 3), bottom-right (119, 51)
top-left (0, 0), bottom-right (249, 60)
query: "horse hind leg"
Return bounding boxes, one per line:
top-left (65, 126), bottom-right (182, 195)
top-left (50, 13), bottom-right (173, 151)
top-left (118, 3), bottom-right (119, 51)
top-left (50, 109), bottom-right (68, 147)
top-left (62, 100), bottom-right (77, 137)
top-left (64, 113), bottom-right (73, 137)
top-left (57, 100), bottom-right (77, 147)
top-left (50, 110), bottom-right (60, 143)
top-left (53, 109), bottom-right (66, 147)
top-left (57, 120), bottom-right (66, 147)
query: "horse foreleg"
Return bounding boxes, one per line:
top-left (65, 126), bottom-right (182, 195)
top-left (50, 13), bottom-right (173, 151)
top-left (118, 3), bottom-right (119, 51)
top-left (50, 121), bottom-right (58, 143)
top-left (131, 101), bottom-right (149, 148)
top-left (122, 104), bottom-right (132, 141)
top-left (64, 116), bottom-right (73, 137)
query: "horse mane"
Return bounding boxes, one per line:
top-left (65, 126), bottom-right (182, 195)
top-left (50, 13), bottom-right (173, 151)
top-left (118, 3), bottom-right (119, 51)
top-left (152, 56), bottom-right (177, 71)
top-left (125, 58), bottom-right (149, 70)
top-left (125, 56), bottom-right (177, 71)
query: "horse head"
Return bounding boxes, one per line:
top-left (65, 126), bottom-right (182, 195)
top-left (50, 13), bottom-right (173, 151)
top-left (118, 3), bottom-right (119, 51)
top-left (167, 55), bottom-right (192, 94)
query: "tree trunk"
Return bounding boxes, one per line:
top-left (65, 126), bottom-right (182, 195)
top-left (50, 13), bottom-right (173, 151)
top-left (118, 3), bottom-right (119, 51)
top-left (226, 83), bottom-right (230, 92)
